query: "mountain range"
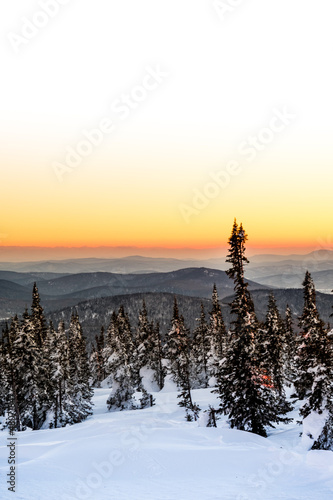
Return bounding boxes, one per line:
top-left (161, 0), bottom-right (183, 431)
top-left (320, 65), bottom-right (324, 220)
top-left (0, 267), bottom-right (268, 320)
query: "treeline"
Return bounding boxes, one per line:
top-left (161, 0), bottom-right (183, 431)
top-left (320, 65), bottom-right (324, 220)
top-left (0, 284), bottom-right (93, 431)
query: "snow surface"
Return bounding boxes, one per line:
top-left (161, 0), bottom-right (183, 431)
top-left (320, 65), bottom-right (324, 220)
top-left (1, 387), bottom-right (333, 500)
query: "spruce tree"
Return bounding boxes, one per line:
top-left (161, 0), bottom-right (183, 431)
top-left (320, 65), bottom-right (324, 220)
top-left (31, 283), bottom-right (47, 347)
top-left (66, 312), bottom-right (93, 423)
top-left (215, 220), bottom-right (290, 437)
top-left (134, 300), bottom-right (152, 388)
top-left (300, 325), bottom-right (333, 420)
top-left (256, 294), bottom-right (292, 414)
top-left (3, 317), bottom-right (22, 431)
top-left (191, 303), bottom-right (210, 388)
top-left (165, 298), bottom-right (189, 385)
top-left (106, 306), bottom-right (137, 411)
top-left (0, 325), bottom-right (11, 424)
top-left (294, 271), bottom-right (326, 400)
top-left (165, 298), bottom-right (200, 420)
top-left (89, 327), bottom-right (106, 387)
top-left (207, 285), bottom-right (226, 381)
top-left (14, 310), bottom-right (47, 430)
top-left (134, 301), bottom-right (164, 393)
top-left (283, 305), bottom-right (296, 385)
top-left (150, 321), bottom-right (165, 391)
top-left (44, 321), bottom-right (70, 428)
top-left (259, 294), bottom-right (285, 395)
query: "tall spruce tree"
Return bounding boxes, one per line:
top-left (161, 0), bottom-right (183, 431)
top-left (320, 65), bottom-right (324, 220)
top-left (14, 310), bottom-right (47, 430)
top-left (0, 324), bottom-right (11, 425)
top-left (191, 303), bottom-right (210, 388)
top-left (106, 306), bottom-right (137, 411)
top-left (165, 298), bottom-right (199, 420)
top-left (256, 294), bottom-right (292, 414)
top-left (134, 300), bottom-right (152, 388)
top-left (134, 301), bottom-right (164, 393)
top-left (44, 321), bottom-right (70, 428)
top-left (215, 220), bottom-right (291, 436)
top-left (89, 327), bottom-right (106, 387)
top-left (3, 317), bottom-right (22, 431)
top-left (66, 312), bottom-right (93, 423)
top-left (283, 305), bottom-right (296, 385)
top-left (294, 271), bottom-right (326, 400)
top-left (31, 283), bottom-right (47, 347)
top-left (258, 294), bottom-right (285, 395)
top-left (206, 285), bottom-right (226, 380)
top-left (150, 321), bottom-right (165, 391)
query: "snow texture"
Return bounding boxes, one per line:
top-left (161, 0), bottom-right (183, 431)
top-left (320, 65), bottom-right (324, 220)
top-left (1, 388), bottom-right (333, 500)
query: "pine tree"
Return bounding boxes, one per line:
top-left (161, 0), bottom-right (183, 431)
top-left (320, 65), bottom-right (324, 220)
top-left (134, 300), bottom-right (152, 388)
top-left (300, 325), bottom-right (333, 419)
top-left (299, 326), bottom-right (333, 450)
top-left (3, 317), bottom-right (22, 431)
top-left (283, 305), bottom-right (296, 385)
top-left (44, 321), bottom-right (70, 428)
top-left (165, 298), bottom-right (200, 420)
top-left (89, 327), bottom-right (106, 387)
top-left (215, 220), bottom-right (290, 437)
top-left (150, 322), bottom-right (165, 391)
top-left (256, 294), bottom-right (292, 414)
top-left (0, 325), bottom-right (10, 423)
top-left (14, 310), bottom-right (47, 430)
top-left (31, 283), bottom-right (47, 347)
top-left (191, 303), bottom-right (210, 388)
top-left (207, 285), bottom-right (226, 381)
top-left (134, 301), bottom-right (164, 393)
top-left (258, 294), bottom-right (286, 395)
top-left (165, 298), bottom-right (190, 385)
top-left (106, 306), bottom-right (137, 411)
top-left (294, 271), bottom-right (326, 400)
top-left (66, 312), bottom-right (93, 423)
top-left (312, 414), bottom-right (333, 450)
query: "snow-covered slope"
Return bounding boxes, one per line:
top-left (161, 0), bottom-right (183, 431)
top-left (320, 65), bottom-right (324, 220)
top-left (1, 387), bottom-right (333, 500)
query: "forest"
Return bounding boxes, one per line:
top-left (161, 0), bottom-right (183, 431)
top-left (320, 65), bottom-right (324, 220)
top-left (1, 220), bottom-right (332, 450)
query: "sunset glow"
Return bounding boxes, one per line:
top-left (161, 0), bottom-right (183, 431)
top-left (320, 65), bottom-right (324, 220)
top-left (1, 0), bottom-right (332, 258)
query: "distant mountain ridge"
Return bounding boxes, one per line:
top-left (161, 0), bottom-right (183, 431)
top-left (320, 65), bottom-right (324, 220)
top-left (0, 267), bottom-right (269, 320)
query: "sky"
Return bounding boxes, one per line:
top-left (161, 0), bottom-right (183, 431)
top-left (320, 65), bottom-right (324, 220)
top-left (0, 0), bottom-right (332, 260)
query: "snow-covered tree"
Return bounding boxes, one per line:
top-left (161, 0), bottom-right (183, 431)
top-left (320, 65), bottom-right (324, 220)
top-left (165, 297), bottom-right (190, 385)
top-left (0, 325), bottom-right (10, 423)
top-left (191, 303), bottom-right (210, 388)
top-left (283, 305), bottom-right (296, 385)
top-left (165, 298), bottom-right (200, 420)
top-left (106, 306), bottom-right (137, 411)
top-left (294, 271), bottom-right (326, 400)
top-left (13, 310), bottom-right (47, 430)
top-left (43, 321), bottom-right (70, 428)
top-left (31, 282), bottom-right (47, 347)
top-left (215, 220), bottom-right (291, 437)
top-left (256, 294), bottom-right (292, 414)
top-left (149, 321), bottom-right (165, 391)
top-left (300, 325), bottom-right (333, 420)
top-left (2, 317), bottom-right (22, 431)
top-left (89, 327), bottom-right (106, 387)
top-left (66, 312), bottom-right (93, 423)
top-left (206, 285), bottom-right (226, 380)
top-left (134, 300), bottom-right (152, 387)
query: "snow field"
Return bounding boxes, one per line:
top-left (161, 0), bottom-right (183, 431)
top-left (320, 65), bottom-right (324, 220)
top-left (1, 386), bottom-right (333, 500)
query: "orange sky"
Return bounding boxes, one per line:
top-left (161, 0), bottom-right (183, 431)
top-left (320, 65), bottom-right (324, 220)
top-left (1, 1), bottom-right (332, 259)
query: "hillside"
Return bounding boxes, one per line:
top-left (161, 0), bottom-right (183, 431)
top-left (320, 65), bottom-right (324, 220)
top-left (1, 386), bottom-right (332, 500)
top-left (46, 289), bottom-right (333, 346)
top-left (0, 267), bottom-right (269, 320)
